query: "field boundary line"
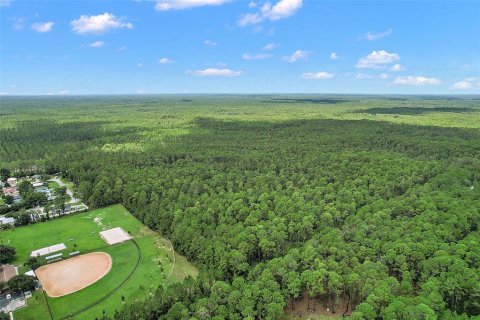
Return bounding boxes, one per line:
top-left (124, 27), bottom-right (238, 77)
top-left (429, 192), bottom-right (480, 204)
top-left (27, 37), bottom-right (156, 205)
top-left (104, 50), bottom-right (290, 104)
top-left (59, 239), bottom-right (141, 320)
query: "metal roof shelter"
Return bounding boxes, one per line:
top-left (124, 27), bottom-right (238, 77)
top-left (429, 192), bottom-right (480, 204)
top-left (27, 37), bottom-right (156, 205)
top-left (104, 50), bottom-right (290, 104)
top-left (30, 243), bottom-right (66, 257)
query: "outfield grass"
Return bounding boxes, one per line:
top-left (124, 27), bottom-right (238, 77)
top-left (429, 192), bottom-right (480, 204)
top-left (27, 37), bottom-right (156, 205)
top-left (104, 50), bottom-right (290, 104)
top-left (1, 205), bottom-right (197, 320)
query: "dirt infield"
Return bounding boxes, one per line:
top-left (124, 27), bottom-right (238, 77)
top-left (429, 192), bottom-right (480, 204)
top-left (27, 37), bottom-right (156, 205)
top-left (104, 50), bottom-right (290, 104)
top-left (36, 252), bottom-right (112, 298)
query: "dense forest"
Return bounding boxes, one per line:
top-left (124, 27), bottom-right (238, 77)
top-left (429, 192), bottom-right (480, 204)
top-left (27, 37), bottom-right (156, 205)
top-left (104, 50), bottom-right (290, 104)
top-left (0, 95), bottom-right (479, 320)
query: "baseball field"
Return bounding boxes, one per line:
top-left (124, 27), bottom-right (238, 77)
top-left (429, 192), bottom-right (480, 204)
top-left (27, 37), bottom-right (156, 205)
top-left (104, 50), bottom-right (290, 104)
top-left (0, 204), bottom-right (197, 320)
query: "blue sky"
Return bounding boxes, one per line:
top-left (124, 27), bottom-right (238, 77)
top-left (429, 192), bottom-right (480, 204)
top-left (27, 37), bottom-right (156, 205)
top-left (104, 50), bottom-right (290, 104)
top-left (0, 0), bottom-right (479, 95)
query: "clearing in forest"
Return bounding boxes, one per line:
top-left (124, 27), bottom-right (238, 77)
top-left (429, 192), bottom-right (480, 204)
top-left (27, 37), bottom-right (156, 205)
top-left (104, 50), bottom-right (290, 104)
top-left (0, 204), bottom-right (197, 320)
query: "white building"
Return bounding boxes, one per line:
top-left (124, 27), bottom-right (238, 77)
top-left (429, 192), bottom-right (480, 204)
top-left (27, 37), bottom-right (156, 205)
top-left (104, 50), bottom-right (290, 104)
top-left (0, 216), bottom-right (15, 225)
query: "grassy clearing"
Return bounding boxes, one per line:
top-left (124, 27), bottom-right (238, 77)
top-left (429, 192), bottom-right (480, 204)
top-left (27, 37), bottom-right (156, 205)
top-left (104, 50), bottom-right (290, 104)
top-left (59, 177), bottom-right (75, 192)
top-left (1, 204), bottom-right (197, 320)
top-left (47, 180), bottom-right (60, 190)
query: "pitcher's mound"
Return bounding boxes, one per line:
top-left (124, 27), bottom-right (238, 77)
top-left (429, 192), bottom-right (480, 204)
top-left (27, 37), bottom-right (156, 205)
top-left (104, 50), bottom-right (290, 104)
top-left (36, 252), bottom-right (112, 297)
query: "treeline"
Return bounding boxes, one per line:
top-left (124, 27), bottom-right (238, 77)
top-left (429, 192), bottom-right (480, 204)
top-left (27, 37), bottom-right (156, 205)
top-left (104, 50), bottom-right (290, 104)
top-left (1, 97), bottom-right (479, 319)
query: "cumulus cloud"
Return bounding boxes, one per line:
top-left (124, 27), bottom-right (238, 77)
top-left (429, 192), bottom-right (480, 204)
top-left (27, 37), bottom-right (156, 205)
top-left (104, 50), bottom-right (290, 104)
top-left (301, 72), bottom-right (334, 79)
top-left (155, 0), bottom-right (229, 11)
top-left (356, 73), bottom-right (389, 80)
top-left (393, 76), bottom-right (440, 86)
top-left (89, 41), bottom-right (105, 48)
top-left (330, 52), bottom-right (338, 60)
top-left (32, 21), bottom-right (54, 33)
top-left (238, 0), bottom-right (303, 26)
top-left (242, 53), bottom-right (271, 60)
top-left (159, 57), bottom-right (173, 64)
top-left (453, 81), bottom-right (472, 90)
top-left (204, 40), bottom-right (217, 46)
top-left (283, 49), bottom-right (309, 63)
top-left (191, 68), bottom-right (243, 77)
top-left (356, 50), bottom-right (400, 69)
top-left (390, 64), bottom-right (404, 71)
top-left (452, 78), bottom-right (477, 90)
top-left (58, 90), bottom-right (70, 95)
top-left (263, 42), bottom-right (277, 50)
top-left (363, 28), bottom-right (392, 41)
top-left (248, 1), bottom-right (257, 8)
top-left (71, 13), bottom-right (133, 34)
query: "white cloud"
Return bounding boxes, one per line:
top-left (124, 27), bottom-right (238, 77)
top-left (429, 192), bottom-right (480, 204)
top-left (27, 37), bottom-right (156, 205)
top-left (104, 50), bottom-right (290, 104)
top-left (204, 40), bottom-right (217, 46)
top-left (0, 92), bottom-right (9, 95)
top-left (155, 0), bottom-right (229, 11)
top-left (137, 63), bottom-right (143, 67)
top-left (71, 13), bottom-right (133, 34)
top-left (58, 90), bottom-right (70, 95)
top-left (263, 42), bottom-right (277, 51)
top-left (452, 78), bottom-right (477, 90)
top-left (238, 0), bottom-right (303, 26)
top-left (390, 64), bottom-right (404, 71)
top-left (159, 57), bottom-right (173, 64)
top-left (242, 53), bottom-right (271, 60)
top-left (248, 1), bottom-right (257, 8)
top-left (301, 72), bottom-right (334, 79)
top-left (238, 13), bottom-right (263, 26)
top-left (191, 68), bottom-right (243, 77)
top-left (453, 81), bottom-right (472, 90)
top-left (31, 21), bottom-right (54, 33)
top-left (118, 46), bottom-right (127, 51)
top-left (356, 50), bottom-right (400, 69)
top-left (89, 41), bottom-right (105, 48)
top-left (356, 73), bottom-right (389, 80)
top-left (0, 0), bottom-right (11, 7)
top-left (330, 52), bottom-right (338, 60)
top-left (363, 28), bottom-right (392, 41)
top-left (393, 76), bottom-right (440, 86)
top-left (136, 89), bottom-right (146, 94)
top-left (283, 49), bottom-right (309, 63)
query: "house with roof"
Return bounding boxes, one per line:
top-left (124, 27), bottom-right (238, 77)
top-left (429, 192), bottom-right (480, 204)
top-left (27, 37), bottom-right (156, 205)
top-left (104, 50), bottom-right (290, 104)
top-left (6, 178), bottom-right (17, 187)
top-left (0, 264), bottom-right (17, 284)
top-left (3, 187), bottom-right (18, 197)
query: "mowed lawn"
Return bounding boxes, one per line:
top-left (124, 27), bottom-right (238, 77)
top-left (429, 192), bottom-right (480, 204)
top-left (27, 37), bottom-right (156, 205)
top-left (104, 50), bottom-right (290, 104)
top-left (0, 204), bottom-right (197, 320)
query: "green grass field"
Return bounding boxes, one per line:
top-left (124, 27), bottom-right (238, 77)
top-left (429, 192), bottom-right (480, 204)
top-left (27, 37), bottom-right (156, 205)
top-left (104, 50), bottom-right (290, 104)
top-left (0, 204), bottom-right (197, 320)
top-left (59, 177), bottom-right (75, 192)
top-left (47, 180), bottom-right (60, 190)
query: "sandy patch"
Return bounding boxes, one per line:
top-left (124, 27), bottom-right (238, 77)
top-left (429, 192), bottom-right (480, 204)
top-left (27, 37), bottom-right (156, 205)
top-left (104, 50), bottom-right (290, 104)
top-left (36, 252), bottom-right (112, 298)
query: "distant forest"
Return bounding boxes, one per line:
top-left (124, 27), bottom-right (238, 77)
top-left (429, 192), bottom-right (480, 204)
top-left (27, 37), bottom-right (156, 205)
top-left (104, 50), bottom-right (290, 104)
top-left (0, 95), bottom-right (479, 320)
